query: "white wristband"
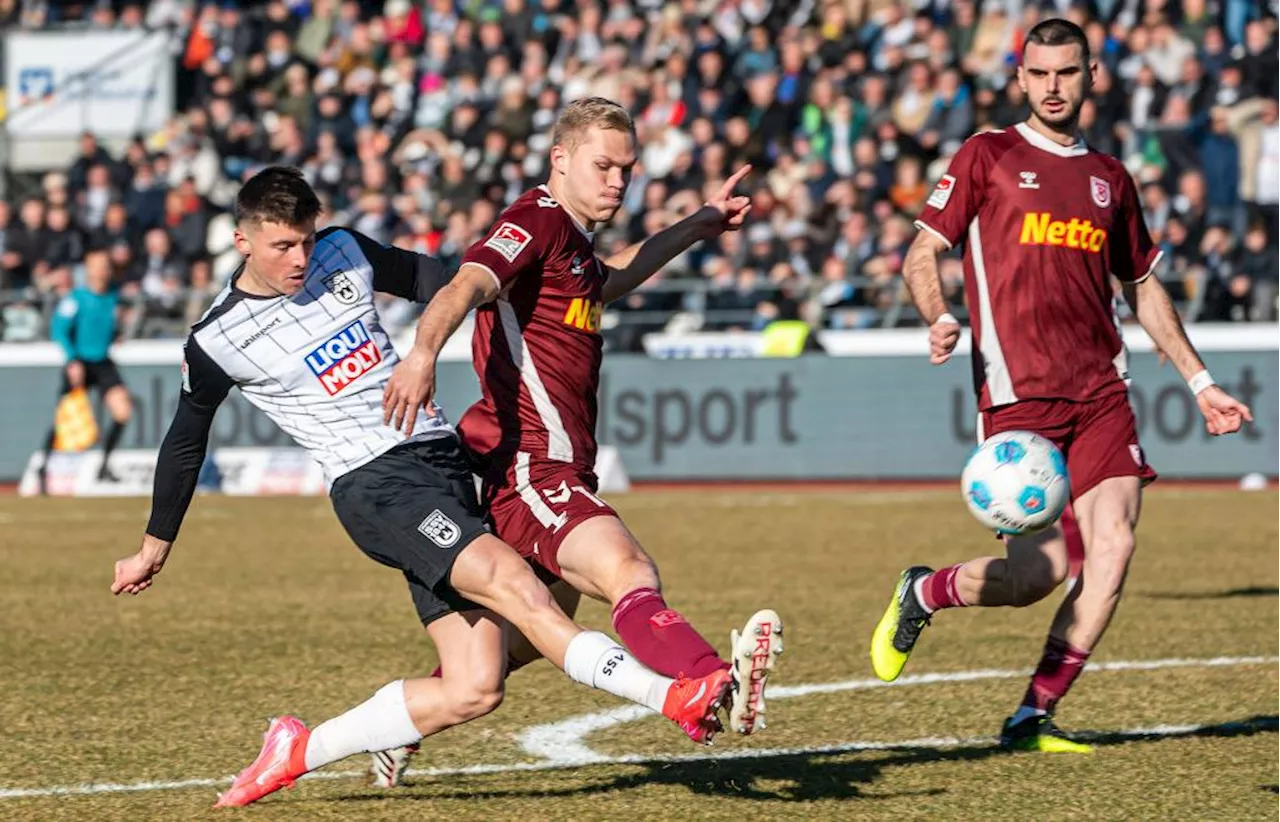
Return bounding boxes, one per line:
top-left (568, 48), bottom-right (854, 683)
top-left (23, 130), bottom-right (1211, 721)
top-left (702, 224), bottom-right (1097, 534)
top-left (1188, 370), bottom-right (1215, 395)
top-left (934, 312), bottom-right (959, 326)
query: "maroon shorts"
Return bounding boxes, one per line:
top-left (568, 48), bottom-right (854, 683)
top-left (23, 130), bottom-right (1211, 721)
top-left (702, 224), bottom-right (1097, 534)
top-left (979, 390), bottom-right (1158, 502)
top-left (483, 452), bottom-right (617, 578)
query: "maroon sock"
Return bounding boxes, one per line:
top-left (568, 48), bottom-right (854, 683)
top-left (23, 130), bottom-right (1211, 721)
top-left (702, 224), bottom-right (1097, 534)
top-left (920, 563), bottom-right (970, 611)
top-left (1021, 636), bottom-right (1091, 713)
top-left (611, 587), bottom-right (728, 679)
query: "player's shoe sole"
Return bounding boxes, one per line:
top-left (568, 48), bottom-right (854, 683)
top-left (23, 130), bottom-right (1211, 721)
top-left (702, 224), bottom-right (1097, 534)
top-left (727, 609), bottom-right (783, 735)
top-left (214, 716), bottom-right (310, 808)
top-left (870, 566), bottom-right (934, 682)
top-left (999, 714), bottom-right (1093, 754)
top-left (369, 743), bottom-right (418, 787)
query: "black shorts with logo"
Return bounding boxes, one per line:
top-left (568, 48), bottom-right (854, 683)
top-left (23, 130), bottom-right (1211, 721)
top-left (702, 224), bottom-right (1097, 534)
top-left (330, 435), bottom-right (490, 625)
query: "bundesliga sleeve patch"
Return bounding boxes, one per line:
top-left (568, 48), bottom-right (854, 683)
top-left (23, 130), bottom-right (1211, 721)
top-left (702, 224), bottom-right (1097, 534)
top-left (927, 175), bottom-right (956, 210)
top-left (484, 222), bottom-right (533, 263)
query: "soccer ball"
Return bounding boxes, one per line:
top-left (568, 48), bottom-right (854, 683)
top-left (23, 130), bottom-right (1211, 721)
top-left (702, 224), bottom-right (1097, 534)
top-left (961, 431), bottom-right (1069, 535)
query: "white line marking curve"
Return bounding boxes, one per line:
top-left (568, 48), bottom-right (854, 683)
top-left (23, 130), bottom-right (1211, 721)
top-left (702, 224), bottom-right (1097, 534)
top-left (0, 654), bottom-right (1273, 800)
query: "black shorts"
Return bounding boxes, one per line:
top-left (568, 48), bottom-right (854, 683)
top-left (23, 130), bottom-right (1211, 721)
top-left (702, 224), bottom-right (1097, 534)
top-left (61, 359), bottom-right (124, 393)
top-left (330, 436), bottom-right (491, 625)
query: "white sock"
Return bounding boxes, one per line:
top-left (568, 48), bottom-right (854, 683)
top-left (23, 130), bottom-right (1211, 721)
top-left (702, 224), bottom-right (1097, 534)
top-left (304, 680), bottom-right (422, 771)
top-left (563, 630), bottom-right (672, 713)
top-left (1010, 704), bottom-right (1047, 725)
top-left (913, 576), bottom-right (935, 614)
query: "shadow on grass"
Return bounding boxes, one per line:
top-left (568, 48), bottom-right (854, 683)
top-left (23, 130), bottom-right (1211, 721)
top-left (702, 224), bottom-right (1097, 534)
top-left (322, 715), bottom-right (1277, 804)
top-left (1141, 586), bottom-right (1278, 600)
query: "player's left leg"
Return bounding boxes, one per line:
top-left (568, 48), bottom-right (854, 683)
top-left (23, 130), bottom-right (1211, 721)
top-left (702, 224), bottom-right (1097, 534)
top-left (1001, 391), bottom-right (1154, 753)
top-left (217, 610), bottom-right (510, 807)
top-left (999, 475), bottom-right (1141, 754)
top-left (553, 515), bottom-right (783, 735)
top-left (98, 372), bottom-right (133, 482)
top-left (372, 577), bottom-right (581, 787)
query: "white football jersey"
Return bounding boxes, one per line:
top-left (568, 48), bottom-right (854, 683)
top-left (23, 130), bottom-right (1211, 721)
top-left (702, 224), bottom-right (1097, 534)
top-left (180, 227), bottom-right (454, 486)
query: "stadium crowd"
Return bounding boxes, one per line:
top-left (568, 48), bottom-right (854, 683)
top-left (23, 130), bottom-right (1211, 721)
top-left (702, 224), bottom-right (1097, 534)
top-left (0, 0), bottom-right (1277, 351)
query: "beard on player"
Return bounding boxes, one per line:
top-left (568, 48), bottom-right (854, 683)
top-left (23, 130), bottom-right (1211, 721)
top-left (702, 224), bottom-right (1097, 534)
top-left (1018, 36), bottom-right (1095, 139)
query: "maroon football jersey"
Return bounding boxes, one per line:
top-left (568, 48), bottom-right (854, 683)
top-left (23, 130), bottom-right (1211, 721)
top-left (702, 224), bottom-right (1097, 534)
top-left (458, 186), bottom-right (607, 473)
top-left (915, 122), bottom-right (1160, 411)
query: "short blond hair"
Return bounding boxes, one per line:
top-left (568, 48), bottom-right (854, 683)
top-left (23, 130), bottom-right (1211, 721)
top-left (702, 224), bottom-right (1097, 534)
top-left (551, 97), bottom-right (635, 152)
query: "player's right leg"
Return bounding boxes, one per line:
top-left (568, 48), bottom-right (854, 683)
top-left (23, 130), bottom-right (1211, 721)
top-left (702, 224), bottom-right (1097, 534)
top-left (872, 400), bottom-right (1079, 682)
top-left (870, 519), bottom-right (1073, 682)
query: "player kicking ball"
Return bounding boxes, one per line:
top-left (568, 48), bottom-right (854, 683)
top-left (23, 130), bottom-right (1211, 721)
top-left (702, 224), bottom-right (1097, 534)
top-left (111, 167), bottom-right (751, 808)
top-left (371, 97), bottom-right (783, 782)
top-left (870, 19), bottom-right (1252, 753)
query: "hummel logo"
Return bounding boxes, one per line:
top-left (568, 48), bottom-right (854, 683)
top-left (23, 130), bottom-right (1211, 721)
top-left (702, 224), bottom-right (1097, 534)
top-left (682, 681), bottom-right (708, 710)
top-left (1019, 171), bottom-right (1040, 189)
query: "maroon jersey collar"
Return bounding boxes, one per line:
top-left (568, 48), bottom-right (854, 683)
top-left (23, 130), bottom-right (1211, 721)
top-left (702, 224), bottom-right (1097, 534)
top-left (1014, 122), bottom-right (1088, 158)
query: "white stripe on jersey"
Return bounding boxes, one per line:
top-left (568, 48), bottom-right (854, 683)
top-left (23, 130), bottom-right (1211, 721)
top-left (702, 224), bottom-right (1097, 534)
top-left (496, 298), bottom-right (574, 463)
top-left (191, 229), bottom-right (453, 486)
top-left (515, 450), bottom-right (568, 531)
top-left (968, 217), bottom-right (1018, 406)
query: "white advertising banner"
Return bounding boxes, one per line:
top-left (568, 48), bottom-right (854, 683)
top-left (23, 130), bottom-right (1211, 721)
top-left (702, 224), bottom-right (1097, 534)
top-left (4, 30), bottom-right (176, 138)
top-left (17, 448), bottom-right (328, 498)
top-left (18, 446), bottom-right (630, 497)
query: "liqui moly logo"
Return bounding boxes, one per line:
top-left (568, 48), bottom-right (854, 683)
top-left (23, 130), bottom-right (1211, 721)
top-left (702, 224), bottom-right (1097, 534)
top-left (305, 320), bottom-right (382, 396)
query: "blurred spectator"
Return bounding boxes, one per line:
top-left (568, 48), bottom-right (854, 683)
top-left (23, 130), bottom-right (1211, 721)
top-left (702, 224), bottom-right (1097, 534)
top-left (1, 0), bottom-right (1276, 352)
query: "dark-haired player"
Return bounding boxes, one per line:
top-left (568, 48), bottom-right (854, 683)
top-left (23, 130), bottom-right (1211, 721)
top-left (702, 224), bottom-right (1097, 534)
top-left (111, 166), bottom-right (741, 807)
top-left (869, 19), bottom-right (1253, 752)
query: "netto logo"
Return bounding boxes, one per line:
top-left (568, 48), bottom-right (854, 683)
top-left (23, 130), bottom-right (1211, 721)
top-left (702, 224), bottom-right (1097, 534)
top-left (1019, 212), bottom-right (1107, 252)
top-left (563, 297), bottom-right (603, 333)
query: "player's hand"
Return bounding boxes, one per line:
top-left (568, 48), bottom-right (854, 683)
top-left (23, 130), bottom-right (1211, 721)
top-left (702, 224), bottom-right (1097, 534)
top-left (1196, 385), bottom-right (1253, 436)
top-left (929, 316), bottom-right (961, 365)
top-left (700, 164), bottom-right (753, 236)
top-left (66, 360), bottom-right (85, 389)
top-left (111, 537), bottom-right (171, 596)
top-left (383, 349), bottom-right (437, 437)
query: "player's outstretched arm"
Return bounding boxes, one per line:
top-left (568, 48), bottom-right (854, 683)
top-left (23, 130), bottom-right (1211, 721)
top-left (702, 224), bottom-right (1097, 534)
top-left (1123, 278), bottom-right (1254, 435)
top-left (601, 165), bottom-right (752, 303)
top-left (903, 229), bottom-right (961, 364)
top-left (112, 399), bottom-right (219, 595)
top-left (383, 264), bottom-right (500, 436)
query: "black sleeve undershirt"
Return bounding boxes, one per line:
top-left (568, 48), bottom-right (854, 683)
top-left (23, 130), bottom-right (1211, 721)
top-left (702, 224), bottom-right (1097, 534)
top-left (145, 335), bottom-right (233, 542)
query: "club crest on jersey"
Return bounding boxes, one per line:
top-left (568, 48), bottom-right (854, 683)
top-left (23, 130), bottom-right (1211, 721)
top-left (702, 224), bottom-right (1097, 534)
top-left (304, 319), bottom-right (382, 396)
top-left (484, 222), bottom-right (533, 263)
top-left (323, 271), bottom-right (360, 305)
top-left (1090, 176), bottom-right (1112, 208)
top-left (927, 174), bottom-right (956, 210)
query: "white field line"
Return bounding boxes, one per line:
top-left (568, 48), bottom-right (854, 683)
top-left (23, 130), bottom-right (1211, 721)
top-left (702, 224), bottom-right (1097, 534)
top-left (517, 654), bottom-right (1280, 764)
top-left (0, 654), bottom-right (1274, 801)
